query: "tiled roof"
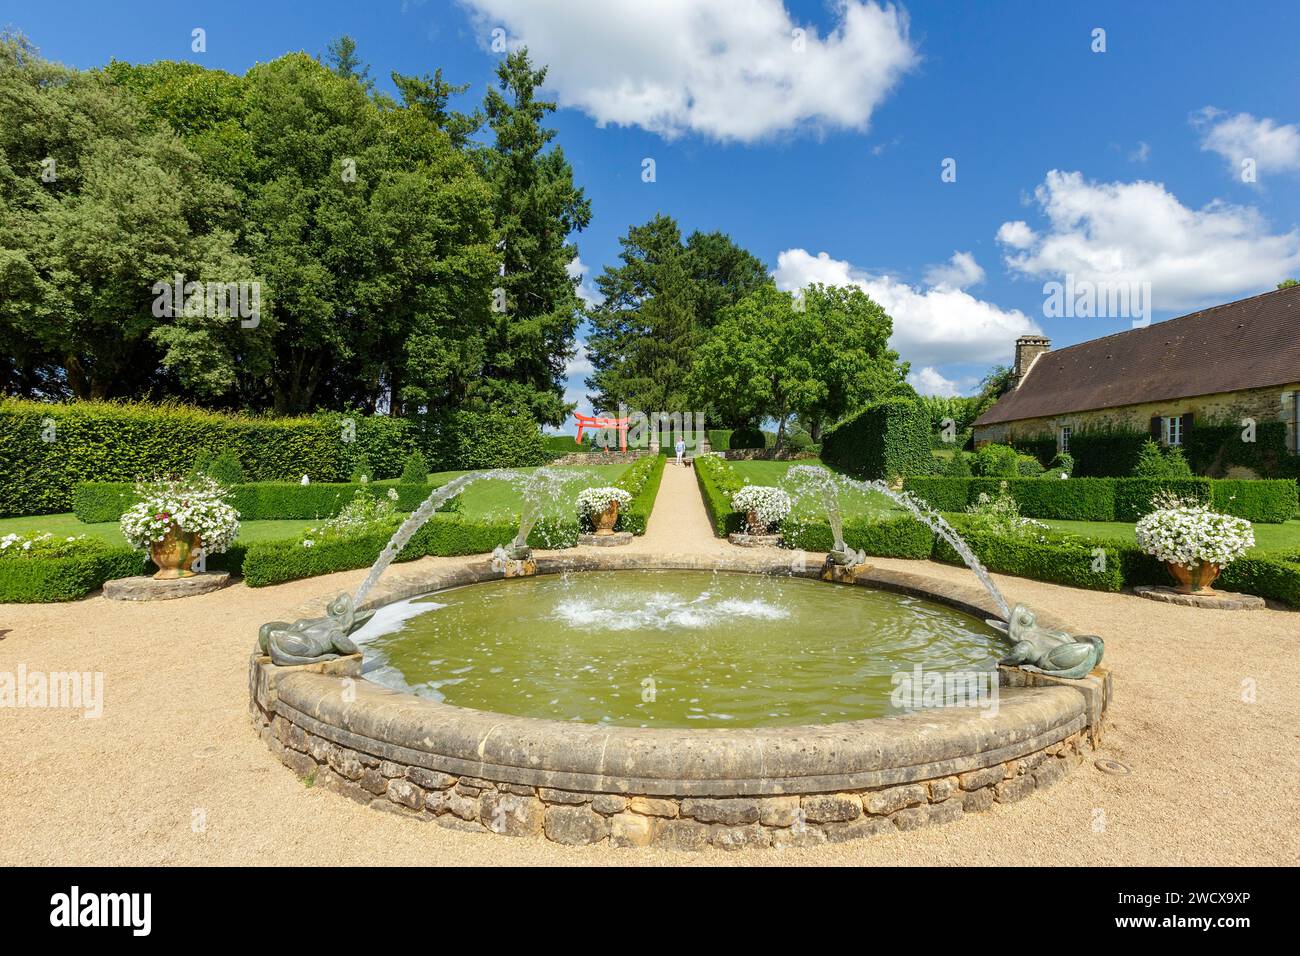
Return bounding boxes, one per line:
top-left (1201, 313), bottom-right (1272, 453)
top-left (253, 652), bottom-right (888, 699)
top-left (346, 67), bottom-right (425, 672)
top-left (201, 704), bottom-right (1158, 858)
top-left (974, 285), bottom-right (1300, 426)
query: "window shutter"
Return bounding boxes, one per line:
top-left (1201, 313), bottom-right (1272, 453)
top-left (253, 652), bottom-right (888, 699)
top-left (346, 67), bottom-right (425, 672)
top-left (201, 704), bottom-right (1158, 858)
top-left (1180, 413), bottom-right (1193, 443)
top-left (1149, 416), bottom-right (1161, 441)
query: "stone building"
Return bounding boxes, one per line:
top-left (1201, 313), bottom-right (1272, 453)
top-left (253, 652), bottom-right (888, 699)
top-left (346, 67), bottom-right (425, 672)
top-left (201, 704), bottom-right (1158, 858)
top-left (973, 285), bottom-right (1300, 455)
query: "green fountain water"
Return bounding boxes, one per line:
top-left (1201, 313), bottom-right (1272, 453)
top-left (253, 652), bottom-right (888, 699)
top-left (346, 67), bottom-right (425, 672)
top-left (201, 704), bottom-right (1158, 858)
top-left (358, 569), bottom-right (1001, 728)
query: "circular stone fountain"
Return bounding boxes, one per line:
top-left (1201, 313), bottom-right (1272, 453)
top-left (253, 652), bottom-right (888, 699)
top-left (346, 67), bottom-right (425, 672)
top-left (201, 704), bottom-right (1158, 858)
top-left (250, 552), bottom-right (1111, 850)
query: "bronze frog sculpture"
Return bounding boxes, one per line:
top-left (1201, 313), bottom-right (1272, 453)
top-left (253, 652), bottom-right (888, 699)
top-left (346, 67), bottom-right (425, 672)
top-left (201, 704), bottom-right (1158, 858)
top-left (258, 593), bottom-right (373, 666)
top-left (987, 604), bottom-right (1104, 680)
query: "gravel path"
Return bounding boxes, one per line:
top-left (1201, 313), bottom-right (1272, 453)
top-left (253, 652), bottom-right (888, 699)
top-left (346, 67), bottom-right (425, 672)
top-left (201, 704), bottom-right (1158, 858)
top-left (1, 468), bottom-right (1296, 866)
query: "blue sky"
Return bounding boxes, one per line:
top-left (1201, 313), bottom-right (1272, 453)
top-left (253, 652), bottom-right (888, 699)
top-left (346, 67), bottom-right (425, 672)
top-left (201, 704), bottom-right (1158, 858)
top-left (7, 0), bottom-right (1300, 426)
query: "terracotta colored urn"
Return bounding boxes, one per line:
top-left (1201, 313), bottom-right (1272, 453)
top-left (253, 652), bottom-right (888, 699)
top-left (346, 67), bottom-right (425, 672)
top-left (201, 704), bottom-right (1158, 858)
top-left (745, 510), bottom-right (768, 535)
top-left (150, 525), bottom-right (202, 579)
top-left (1166, 561), bottom-right (1220, 594)
top-left (594, 501), bottom-right (620, 536)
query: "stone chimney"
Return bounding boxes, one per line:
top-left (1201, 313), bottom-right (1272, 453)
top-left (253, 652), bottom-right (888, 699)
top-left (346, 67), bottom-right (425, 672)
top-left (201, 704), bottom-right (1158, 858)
top-left (1013, 335), bottom-right (1051, 387)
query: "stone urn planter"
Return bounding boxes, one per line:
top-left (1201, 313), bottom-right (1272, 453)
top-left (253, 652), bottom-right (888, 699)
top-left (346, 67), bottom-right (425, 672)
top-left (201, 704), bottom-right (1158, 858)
top-left (594, 501), bottom-right (620, 536)
top-left (1166, 561), bottom-right (1220, 593)
top-left (150, 526), bottom-right (202, 580)
top-left (745, 510), bottom-right (770, 535)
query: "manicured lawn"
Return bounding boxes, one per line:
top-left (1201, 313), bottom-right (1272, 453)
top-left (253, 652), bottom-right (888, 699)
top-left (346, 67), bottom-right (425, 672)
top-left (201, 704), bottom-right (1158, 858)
top-left (1041, 518), bottom-right (1300, 555)
top-left (728, 458), bottom-right (902, 520)
top-left (0, 512), bottom-right (316, 548)
top-left (429, 463), bottom-right (630, 519)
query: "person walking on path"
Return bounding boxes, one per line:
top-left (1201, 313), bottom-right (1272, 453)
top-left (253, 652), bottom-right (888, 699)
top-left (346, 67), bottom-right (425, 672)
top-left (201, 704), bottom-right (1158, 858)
top-left (674, 436), bottom-right (686, 466)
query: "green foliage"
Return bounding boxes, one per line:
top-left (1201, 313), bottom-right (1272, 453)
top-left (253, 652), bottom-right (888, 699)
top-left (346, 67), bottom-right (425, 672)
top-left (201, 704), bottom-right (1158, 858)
top-left (706, 429), bottom-right (734, 451)
top-left (1182, 419), bottom-right (1298, 477)
top-left (943, 452), bottom-right (972, 477)
top-left (694, 455), bottom-right (747, 536)
top-left (1132, 440), bottom-right (1193, 478)
top-left (1048, 452), bottom-right (1074, 477)
top-left (1068, 428), bottom-right (1147, 477)
top-left (73, 480), bottom-right (429, 522)
top-left (729, 427), bottom-right (766, 450)
top-left (610, 454), bottom-right (666, 534)
top-left (428, 410), bottom-right (548, 470)
top-left (207, 448), bottom-right (245, 486)
top-left (586, 215), bottom-right (768, 417)
top-left (1016, 454), bottom-right (1044, 477)
top-left (1010, 434), bottom-right (1058, 467)
top-left (782, 514), bottom-right (934, 559)
top-left (971, 443), bottom-right (1019, 477)
top-left (1112, 478), bottom-right (1209, 520)
top-left (1217, 552), bottom-right (1300, 606)
top-left (0, 539), bottom-right (145, 602)
top-left (1210, 480), bottom-right (1298, 523)
top-left (240, 513), bottom-right (579, 588)
top-left (348, 456), bottom-right (374, 483)
top-left (399, 451), bottom-right (429, 484)
top-left (933, 525), bottom-right (1126, 592)
top-left (820, 399), bottom-right (930, 480)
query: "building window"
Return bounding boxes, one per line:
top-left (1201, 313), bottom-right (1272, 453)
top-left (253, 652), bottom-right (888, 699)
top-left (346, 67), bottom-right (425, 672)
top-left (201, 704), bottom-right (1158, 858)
top-left (1162, 415), bottom-right (1183, 447)
top-left (1058, 426), bottom-right (1071, 453)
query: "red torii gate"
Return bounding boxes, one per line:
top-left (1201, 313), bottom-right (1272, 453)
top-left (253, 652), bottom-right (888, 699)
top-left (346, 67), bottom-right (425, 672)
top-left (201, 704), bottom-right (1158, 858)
top-left (574, 412), bottom-right (629, 452)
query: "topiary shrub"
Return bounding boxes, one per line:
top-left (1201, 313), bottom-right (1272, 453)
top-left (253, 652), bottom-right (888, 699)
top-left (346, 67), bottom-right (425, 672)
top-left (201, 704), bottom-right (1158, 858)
top-left (972, 443), bottom-right (1019, 477)
top-left (1016, 454), bottom-right (1044, 477)
top-left (207, 449), bottom-right (246, 486)
top-left (820, 399), bottom-right (929, 480)
top-left (349, 456), bottom-right (374, 483)
top-left (400, 451), bottom-right (430, 484)
top-left (944, 452), bottom-right (972, 477)
top-left (1048, 452), bottom-right (1074, 477)
top-left (1132, 440), bottom-right (1193, 479)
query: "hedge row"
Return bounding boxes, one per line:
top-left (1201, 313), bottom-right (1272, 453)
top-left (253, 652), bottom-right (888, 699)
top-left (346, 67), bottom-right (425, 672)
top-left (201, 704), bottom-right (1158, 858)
top-left (903, 476), bottom-right (1297, 523)
top-left (72, 481), bottom-right (431, 523)
top-left (782, 514), bottom-right (935, 559)
top-left (0, 543), bottom-right (145, 603)
top-left (821, 398), bottom-right (930, 480)
top-left (241, 514), bottom-right (579, 588)
top-left (0, 399), bottom-right (547, 517)
top-left (611, 454), bottom-right (666, 535)
top-left (694, 454), bottom-right (747, 536)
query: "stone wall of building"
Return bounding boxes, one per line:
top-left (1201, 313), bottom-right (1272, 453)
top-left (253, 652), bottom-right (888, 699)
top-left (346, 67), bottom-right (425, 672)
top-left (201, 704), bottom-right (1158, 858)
top-left (975, 382), bottom-right (1300, 452)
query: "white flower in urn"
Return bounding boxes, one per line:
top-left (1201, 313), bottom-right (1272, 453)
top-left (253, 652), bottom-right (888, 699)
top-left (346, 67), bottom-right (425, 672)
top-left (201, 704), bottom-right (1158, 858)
top-left (731, 485), bottom-right (792, 534)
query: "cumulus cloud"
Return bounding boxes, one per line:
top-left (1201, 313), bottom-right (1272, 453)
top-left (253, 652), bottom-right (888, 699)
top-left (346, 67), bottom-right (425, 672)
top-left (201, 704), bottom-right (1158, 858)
top-left (460, 0), bottom-right (917, 142)
top-left (1192, 107), bottom-right (1300, 178)
top-left (996, 169), bottom-right (1300, 312)
top-left (906, 366), bottom-right (961, 397)
top-left (922, 251), bottom-right (984, 290)
top-left (772, 248), bottom-right (1039, 368)
top-left (566, 256), bottom-right (602, 307)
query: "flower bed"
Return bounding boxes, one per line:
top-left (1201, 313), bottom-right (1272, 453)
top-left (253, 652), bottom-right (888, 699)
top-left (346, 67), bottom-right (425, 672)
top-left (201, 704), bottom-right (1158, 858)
top-left (610, 454), bottom-right (666, 534)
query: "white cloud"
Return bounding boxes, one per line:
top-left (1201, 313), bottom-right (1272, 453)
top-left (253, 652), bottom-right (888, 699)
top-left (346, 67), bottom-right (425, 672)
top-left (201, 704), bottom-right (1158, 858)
top-left (566, 256), bottom-right (602, 307)
top-left (996, 220), bottom-right (1035, 249)
top-left (564, 338), bottom-right (593, 379)
top-left (997, 169), bottom-right (1300, 311)
top-left (772, 248), bottom-right (1039, 368)
top-left (907, 366), bottom-right (961, 397)
top-left (1129, 140), bottom-right (1150, 163)
top-left (460, 0), bottom-right (917, 142)
top-left (1193, 107), bottom-right (1300, 178)
top-left (922, 251), bottom-right (984, 290)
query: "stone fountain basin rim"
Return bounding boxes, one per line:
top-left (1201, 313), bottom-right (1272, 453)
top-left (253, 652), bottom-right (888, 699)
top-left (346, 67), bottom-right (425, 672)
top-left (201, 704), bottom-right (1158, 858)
top-left (253, 553), bottom-right (1110, 798)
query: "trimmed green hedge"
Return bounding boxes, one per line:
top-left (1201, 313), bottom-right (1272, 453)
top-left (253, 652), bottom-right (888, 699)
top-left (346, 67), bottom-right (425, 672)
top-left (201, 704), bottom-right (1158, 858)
top-left (0, 399), bottom-right (547, 517)
top-left (932, 527), bottom-right (1127, 592)
top-left (612, 454), bottom-right (666, 535)
top-left (72, 481), bottom-right (431, 523)
top-left (782, 514), bottom-right (934, 559)
top-left (694, 455), bottom-right (746, 535)
top-left (241, 513), bottom-right (579, 588)
top-left (0, 543), bottom-right (145, 603)
top-left (1067, 429), bottom-right (1148, 478)
top-left (903, 476), bottom-right (1296, 523)
top-left (821, 399), bottom-right (929, 480)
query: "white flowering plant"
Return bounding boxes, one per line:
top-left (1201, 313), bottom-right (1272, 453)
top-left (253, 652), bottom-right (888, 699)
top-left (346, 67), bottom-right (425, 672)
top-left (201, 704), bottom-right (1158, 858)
top-left (731, 485), bottom-right (792, 530)
top-left (300, 487), bottom-right (400, 548)
top-left (1135, 494), bottom-right (1254, 568)
top-left (964, 483), bottom-right (1050, 541)
top-left (576, 486), bottom-right (632, 517)
top-left (0, 531), bottom-right (95, 559)
top-left (119, 476), bottom-right (240, 554)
